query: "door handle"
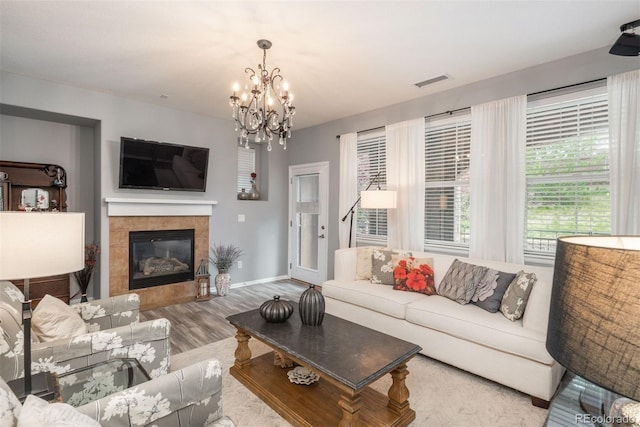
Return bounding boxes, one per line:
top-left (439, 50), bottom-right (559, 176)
top-left (318, 234), bottom-right (325, 239)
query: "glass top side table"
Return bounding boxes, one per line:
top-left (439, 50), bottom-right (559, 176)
top-left (57, 358), bottom-right (151, 407)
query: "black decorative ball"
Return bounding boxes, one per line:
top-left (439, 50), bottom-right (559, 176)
top-left (299, 284), bottom-right (325, 326)
top-left (259, 295), bottom-right (294, 323)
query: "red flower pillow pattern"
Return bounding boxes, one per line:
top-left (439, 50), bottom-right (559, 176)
top-left (393, 257), bottom-right (436, 295)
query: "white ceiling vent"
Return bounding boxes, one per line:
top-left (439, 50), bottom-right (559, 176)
top-left (414, 74), bottom-right (451, 88)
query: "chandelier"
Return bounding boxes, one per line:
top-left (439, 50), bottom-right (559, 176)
top-left (229, 39), bottom-right (296, 151)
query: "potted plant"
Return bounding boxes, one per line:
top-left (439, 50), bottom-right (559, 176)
top-left (209, 243), bottom-right (243, 296)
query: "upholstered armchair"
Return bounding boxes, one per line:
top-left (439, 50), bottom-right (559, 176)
top-left (0, 280), bottom-right (171, 382)
top-left (0, 358), bottom-right (235, 427)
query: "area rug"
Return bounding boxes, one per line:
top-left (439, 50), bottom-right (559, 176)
top-left (172, 337), bottom-right (548, 426)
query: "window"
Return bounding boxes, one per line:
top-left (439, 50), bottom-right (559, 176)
top-left (525, 87), bottom-right (610, 256)
top-left (237, 146), bottom-right (255, 193)
top-left (424, 114), bottom-right (471, 251)
top-left (356, 129), bottom-right (388, 244)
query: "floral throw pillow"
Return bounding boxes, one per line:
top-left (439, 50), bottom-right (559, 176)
top-left (393, 257), bottom-right (436, 295)
top-left (500, 271), bottom-right (537, 321)
top-left (472, 269), bottom-right (517, 313)
top-left (370, 249), bottom-right (396, 285)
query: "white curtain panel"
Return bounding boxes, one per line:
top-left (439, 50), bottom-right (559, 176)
top-left (469, 95), bottom-right (526, 263)
top-left (608, 69), bottom-right (640, 235)
top-left (386, 118), bottom-right (425, 251)
top-left (339, 133), bottom-right (358, 248)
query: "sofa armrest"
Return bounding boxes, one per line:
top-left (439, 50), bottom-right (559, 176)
top-left (71, 293), bottom-right (140, 332)
top-left (76, 358), bottom-right (227, 426)
top-left (334, 247), bottom-right (358, 282)
top-left (31, 318), bottom-right (171, 378)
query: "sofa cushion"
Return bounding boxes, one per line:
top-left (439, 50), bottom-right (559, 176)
top-left (322, 279), bottom-right (424, 319)
top-left (355, 247), bottom-right (375, 280)
top-left (500, 271), bottom-right (537, 321)
top-left (472, 270), bottom-right (517, 313)
top-left (405, 295), bottom-right (554, 364)
top-left (437, 259), bottom-right (488, 304)
top-left (32, 294), bottom-right (88, 342)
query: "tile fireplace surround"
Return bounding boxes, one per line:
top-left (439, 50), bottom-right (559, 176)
top-left (106, 198), bottom-right (215, 310)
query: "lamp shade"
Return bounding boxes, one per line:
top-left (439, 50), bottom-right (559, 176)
top-left (0, 212), bottom-right (85, 280)
top-left (546, 236), bottom-right (640, 400)
top-left (360, 190), bottom-right (397, 209)
top-left (609, 33), bottom-right (640, 56)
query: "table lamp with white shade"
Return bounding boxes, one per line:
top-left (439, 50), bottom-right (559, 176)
top-left (0, 211), bottom-right (85, 401)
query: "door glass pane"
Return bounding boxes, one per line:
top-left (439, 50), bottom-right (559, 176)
top-left (296, 174), bottom-right (319, 270)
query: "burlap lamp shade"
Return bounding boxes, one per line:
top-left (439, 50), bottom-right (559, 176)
top-left (546, 236), bottom-right (640, 400)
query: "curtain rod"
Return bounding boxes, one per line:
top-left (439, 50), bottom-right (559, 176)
top-left (335, 77), bottom-right (607, 139)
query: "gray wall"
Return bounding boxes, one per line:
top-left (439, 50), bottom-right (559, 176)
top-left (0, 71), bottom-right (289, 298)
top-left (0, 114), bottom-right (97, 297)
top-left (287, 47), bottom-right (639, 278)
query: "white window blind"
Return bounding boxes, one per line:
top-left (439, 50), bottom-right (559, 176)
top-left (356, 129), bottom-right (388, 244)
top-left (525, 87), bottom-right (610, 256)
top-left (424, 115), bottom-right (471, 250)
top-left (237, 147), bottom-right (255, 193)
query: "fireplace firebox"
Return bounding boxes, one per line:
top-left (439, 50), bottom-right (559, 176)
top-left (129, 229), bottom-right (195, 290)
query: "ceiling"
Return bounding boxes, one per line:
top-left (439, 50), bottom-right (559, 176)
top-left (1, 1), bottom-right (639, 130)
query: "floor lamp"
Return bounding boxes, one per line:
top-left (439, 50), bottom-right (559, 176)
top-left (340, 171), bottom-right (397, 248)
top-left (546, 236), bottom-right (640, 418)
top-left (0, 212), bottom-right (85, 401)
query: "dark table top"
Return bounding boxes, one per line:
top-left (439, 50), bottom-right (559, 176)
top-left (227, 303), bottom-right (422, 391)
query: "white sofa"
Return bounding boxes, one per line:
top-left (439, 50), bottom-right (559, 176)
top-left (322, 247), bottom-right (565, 406)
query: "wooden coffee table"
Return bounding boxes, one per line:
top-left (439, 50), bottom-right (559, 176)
top-left (227, 304), bottom-right (421, 427)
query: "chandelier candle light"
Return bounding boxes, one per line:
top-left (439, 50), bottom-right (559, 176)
top-left (230, 39), bottom-right (296, 151)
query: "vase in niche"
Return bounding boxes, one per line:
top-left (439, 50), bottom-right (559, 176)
top-left (260, 296), bottom-right (294, 323)
top-left (299, 284), bottom-right (325, 326)
top-left (238, 188), bottom-right (249, 200)
top-left (215, 271), bottom-right (231, 296)
top-left (249, 183), bottom-right (260, 200)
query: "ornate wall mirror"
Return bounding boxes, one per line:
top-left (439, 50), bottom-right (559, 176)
top-left (21, 188), bottom-right (49, 210)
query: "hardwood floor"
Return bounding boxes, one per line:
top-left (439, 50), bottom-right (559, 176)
top-left (140, 280), bottom-right (307, 355)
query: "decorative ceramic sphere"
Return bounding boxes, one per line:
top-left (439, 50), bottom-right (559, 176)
top-left (299, 284), bottom-right (325, 326)
top-left (259, 296), bottom-right (294, 323)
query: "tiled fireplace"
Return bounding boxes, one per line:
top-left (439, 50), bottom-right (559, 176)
top-left (106, 198), bottom-right (215, 310)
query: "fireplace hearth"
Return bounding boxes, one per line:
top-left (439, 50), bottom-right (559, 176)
top-left (129, 229), bottom-right (195, 290)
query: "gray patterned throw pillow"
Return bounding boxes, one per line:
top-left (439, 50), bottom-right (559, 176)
top-left (500, 271), bottom-right (537, 321)
top-left (370, 249), bottom-right (396, 285)
top-left (437, 259), bottom-right (488, 304)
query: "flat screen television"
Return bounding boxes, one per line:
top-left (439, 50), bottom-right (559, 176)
top-left (119, 137), bottom-right (209, 192)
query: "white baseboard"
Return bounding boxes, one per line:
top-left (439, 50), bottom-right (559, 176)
top-left (228, 275), bottom-right (290, 290)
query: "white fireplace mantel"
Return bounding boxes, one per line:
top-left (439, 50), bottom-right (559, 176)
top-left (105, 197), bottom-right (217, 217)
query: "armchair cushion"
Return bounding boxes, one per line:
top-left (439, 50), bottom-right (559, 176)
top-left (0, 374), bottom-right (21, 426)
top-left (32, 294), bottom-right (88, 342)
top-left (76, 358), bottom-right (232, 427)
top-left (1, 280), bottom-right (170, 383)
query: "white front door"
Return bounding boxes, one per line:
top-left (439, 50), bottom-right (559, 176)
top-left (288, 162), bottom-right (329, 285)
